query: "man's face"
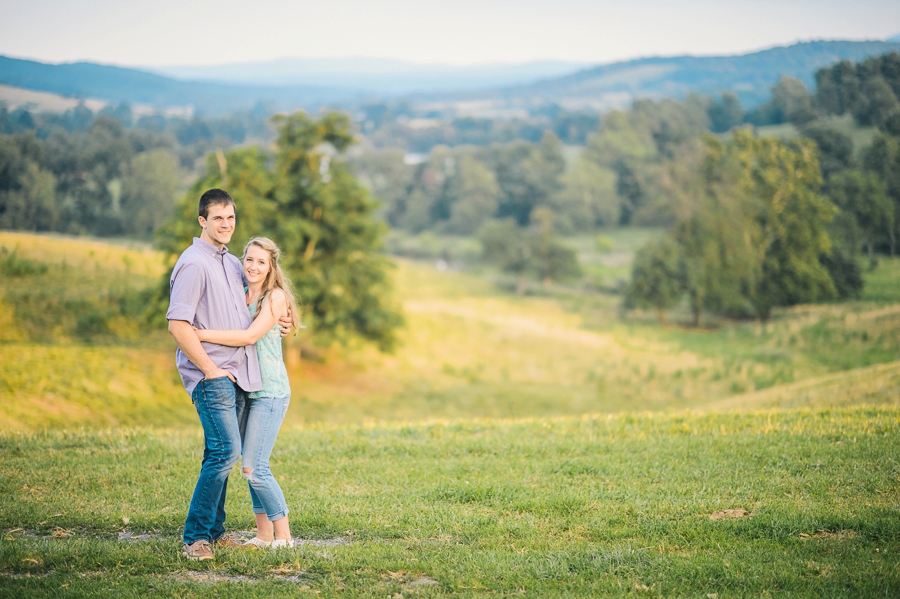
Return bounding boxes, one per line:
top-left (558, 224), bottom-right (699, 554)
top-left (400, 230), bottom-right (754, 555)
top-left (198, 203), bottom-right (236, 247)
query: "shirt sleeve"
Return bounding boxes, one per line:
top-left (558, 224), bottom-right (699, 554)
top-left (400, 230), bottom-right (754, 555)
top-left (166, 261), bottom-right (204, 323)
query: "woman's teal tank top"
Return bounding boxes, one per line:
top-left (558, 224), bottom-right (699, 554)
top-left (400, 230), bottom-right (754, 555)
top-left (247, 298), bottom-right (291, 399)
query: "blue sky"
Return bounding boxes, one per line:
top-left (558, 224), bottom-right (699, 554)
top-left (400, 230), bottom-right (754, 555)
top-left (2, 0), bottom-right (899, 67)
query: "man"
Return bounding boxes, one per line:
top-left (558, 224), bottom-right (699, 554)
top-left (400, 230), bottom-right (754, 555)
top-left (166, 188), bottom-right (287, 560)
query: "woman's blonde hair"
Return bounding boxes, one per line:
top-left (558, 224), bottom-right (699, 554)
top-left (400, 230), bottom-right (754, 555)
top-left (242, 237), bottom-right (301, 334)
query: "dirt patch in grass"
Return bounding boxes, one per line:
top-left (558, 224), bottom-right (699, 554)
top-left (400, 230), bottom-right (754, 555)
top-left (176, 571), bottom-right (258, 584)
top-left (799, 530), bottom-right (858, 540)
top-left (172, 570), bottom-right (312, 585)
top-left (408, 575), bottom-right (440, 588)
top-left (118, 531), bottom-right (155, 542)
top-left (709, 509), bottom-right (751, 520)
top-left (229, 530), bottom-right (350, 547)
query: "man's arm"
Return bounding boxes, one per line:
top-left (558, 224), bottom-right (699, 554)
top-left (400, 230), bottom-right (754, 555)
top-left (278, 309), bottom-right (292, 337)
top-left (168, 320), bottom-right (235, 382)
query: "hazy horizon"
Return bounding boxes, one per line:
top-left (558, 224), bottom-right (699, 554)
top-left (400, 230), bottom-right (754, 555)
top-left (1, 0), bottom-right (899, 69)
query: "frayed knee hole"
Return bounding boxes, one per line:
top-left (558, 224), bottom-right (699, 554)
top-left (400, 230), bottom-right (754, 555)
top-left (242, 467), bottom-right (253, 480)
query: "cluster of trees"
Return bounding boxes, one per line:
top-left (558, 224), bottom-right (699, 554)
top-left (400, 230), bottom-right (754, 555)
top-left (625, 130), bottom-right (861, 325)
top-left (353, 95), bottom-right (714, 237)
top-left (0, 117), bottom-right (181, 236)
top-left (358, 100), bottom-right (600, 151)
top-left (746, 51), bottom-right (900, 129)
top-left (352, 132), bottom-right (566, 235)
top-left (479, 209), bottom-right (581, 292)
top-left (1, 101), bottom-right (272, 147)
top-left (813, 125), bottom-right (900, 264)
top-left (621, 53), bottom-right (900, 325)
top-left (0, 103), bottom-right (273, 237)
top-left (155, 113), bottom-right (402, 351)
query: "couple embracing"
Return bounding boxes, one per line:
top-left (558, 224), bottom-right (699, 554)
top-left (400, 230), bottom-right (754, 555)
top-left (166, 188), bottom-right (300, 560)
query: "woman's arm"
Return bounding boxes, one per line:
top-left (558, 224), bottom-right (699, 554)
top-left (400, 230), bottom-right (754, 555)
top-left (194, 291), bottom-right (288, 347)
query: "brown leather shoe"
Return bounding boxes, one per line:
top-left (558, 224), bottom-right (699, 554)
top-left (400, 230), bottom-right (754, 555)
top-left (213, 535), bottom-right (245, 549)
top-left (182, 540), bottom-right (214, 560)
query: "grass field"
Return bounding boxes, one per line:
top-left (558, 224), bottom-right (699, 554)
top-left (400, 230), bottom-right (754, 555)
top-left (2, 408), bottom-right (899, 597)
top-left (1, 231), bottom-right (899, 596)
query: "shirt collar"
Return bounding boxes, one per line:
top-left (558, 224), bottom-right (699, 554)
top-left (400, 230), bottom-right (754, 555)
top-left (192, 237), bottom-right (230, 257)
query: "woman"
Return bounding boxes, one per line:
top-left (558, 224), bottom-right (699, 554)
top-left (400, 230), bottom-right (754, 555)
top-left (194, 236), bottom-right (300, 549)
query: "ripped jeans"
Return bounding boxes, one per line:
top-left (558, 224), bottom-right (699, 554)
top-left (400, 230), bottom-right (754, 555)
top-left (242, 394), bottom-right (290, 521)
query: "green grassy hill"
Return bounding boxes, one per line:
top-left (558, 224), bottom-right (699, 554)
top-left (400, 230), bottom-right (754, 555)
top-left (3, 231), bottom-right (900, 430)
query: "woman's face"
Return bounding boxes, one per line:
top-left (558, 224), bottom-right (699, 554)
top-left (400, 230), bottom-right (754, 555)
top-left (243, 245), bottom-right (271, 286)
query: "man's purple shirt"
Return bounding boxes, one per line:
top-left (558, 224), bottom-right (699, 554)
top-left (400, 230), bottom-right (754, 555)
top-left (166, 237), bottom-right (262, 396)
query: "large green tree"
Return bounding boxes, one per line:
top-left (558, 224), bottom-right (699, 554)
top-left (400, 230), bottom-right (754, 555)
top-left (156, 112), bottom-right (403, 351)
top-left (626, 129), bottom-right (843, 325)
top-left (735, 131), bottom-right (837, 319)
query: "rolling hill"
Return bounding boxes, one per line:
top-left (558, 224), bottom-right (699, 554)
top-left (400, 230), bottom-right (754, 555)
top-left (418, 40), bottom-right (900, 112)
top-left (0, 55), bottom-right (360, 114)
top-left (2, 40), bottom-right (900, 115)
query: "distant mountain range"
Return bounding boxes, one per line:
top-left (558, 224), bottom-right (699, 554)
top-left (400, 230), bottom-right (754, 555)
top-left (418, 40), bottom-right (900, 113)
top-left (153, 58), bottom-right (588, 95)
top-left (2, 40), bottom-right (900, 116)
top-left (0, 56), bottom-right (356, 114)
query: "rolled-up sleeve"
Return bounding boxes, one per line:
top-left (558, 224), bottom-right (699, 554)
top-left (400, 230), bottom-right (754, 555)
top-left (167, 261), bottom-right (204, 323)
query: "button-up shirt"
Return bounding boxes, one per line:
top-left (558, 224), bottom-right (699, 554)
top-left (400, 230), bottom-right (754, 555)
top-left (166, 237), bottom-right (262, 396)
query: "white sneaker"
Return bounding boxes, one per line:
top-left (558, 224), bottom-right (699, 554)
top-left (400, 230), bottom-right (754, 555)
top-left (271, 538), bottom-right (295, 549)
top-left (242, 536), bottom-right (272, 549)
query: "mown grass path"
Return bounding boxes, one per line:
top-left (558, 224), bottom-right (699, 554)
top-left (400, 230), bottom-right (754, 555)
top-left (2, 407), bottom-right (898, 597)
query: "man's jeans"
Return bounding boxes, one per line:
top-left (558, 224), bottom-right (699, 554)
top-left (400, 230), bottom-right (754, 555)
top-left (243, 394), bottom-right (291, 521)
top-left (183, 377), bottom-right (247, 545)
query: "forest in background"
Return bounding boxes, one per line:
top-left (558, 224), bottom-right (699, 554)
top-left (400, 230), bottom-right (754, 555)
top-left (1, 52), bottom-right (900, 342)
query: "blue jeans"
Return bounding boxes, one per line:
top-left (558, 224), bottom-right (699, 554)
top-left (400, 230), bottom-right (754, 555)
top-left (242, 394), bottom-right (290, 521)
top-left (183, 377), bottom-right (248, 545)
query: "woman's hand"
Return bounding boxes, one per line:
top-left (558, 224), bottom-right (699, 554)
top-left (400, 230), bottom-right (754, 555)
top-left (192, 326), bottom-right (208, 342)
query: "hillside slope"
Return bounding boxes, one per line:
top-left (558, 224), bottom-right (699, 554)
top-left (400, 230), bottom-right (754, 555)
top-left (2, 232), bottom-right (899, 431)
top-left (422, 40), bottom-right (900, 111)
top-left (0, 56), bottom-right (358, 113)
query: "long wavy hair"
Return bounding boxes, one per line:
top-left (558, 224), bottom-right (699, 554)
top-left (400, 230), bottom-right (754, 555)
top-left (242, 237), bottom-right (301, 334)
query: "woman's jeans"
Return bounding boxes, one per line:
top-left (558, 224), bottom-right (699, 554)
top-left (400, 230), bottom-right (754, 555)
top-left (242, 394), bottom-right (290, 521)
top-left (183, 377), bottom-right (248, 545)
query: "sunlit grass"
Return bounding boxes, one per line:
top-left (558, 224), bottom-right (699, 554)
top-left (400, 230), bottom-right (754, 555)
top-left (1, 408), bottom-right (898, 597)
top-left (2, 233), bottom-right (899, 431)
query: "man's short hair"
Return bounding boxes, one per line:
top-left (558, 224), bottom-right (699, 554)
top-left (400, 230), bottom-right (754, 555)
top-left (198, 188), bottom-right (235, 219)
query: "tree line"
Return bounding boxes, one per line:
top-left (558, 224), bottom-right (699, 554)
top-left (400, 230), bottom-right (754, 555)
top-left (624, 130), bottom-right (860, 325)
top-left (0, 105), bottom-right (272, 237)
top-left (621, 52), bottom-right (900, 325)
